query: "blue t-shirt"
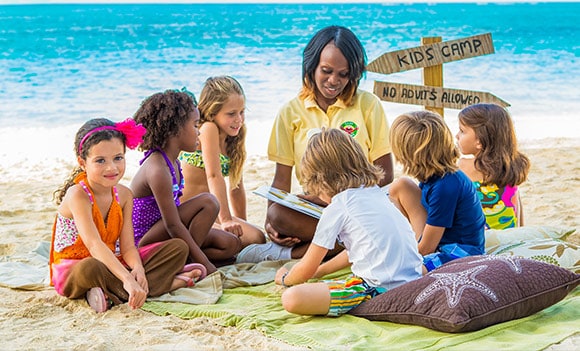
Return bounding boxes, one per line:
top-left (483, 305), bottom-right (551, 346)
top-left (419, 170), bottom-right (486, 254)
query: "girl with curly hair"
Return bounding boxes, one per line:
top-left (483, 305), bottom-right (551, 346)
top-left (131, 89), bottom-right (241, 275)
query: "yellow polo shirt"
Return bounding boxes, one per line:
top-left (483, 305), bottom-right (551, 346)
top-left (268, 90), bottom-right (391, 185)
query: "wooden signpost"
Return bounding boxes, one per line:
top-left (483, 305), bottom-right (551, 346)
top-left (374, 81), bottom-right (510, 110)
top-left (367, 33), bottom-right (509, 117)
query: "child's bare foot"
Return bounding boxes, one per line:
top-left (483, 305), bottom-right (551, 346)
top-left (172, 269), bottom-right (203, 289)
top-left (171, 263), bottom-right (208, 290)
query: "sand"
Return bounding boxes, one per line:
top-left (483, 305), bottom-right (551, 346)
top-left (0, 138), bottom-right (578, 350)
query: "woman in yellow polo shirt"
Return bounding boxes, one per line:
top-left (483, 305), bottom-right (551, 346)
top-left (236, 25), bottom-right (394, 263)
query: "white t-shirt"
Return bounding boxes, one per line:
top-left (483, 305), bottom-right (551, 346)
top-left (312, 186), bottom-right (423, 290)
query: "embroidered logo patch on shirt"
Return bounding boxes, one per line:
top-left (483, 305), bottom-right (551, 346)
top-left (340, 121), bottom-right (359, 137)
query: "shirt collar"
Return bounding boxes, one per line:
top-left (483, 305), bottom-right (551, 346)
top-left (304, 96), bottom-right (347, 110)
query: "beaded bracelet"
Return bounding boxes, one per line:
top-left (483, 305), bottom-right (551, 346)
top-left (281, 272), bottom-right (289, 287)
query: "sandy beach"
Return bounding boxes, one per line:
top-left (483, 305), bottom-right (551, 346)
top-left (0, 137), bottom-right (578, 350)
top-left (1, 2), bottom-right (578, 348)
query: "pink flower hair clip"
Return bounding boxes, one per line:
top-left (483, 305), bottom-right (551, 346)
top-left (114, 118), bottom-right (147, 149)
top-left (78, 118), bottom-right (147, 154)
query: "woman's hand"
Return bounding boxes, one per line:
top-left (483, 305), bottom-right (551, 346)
top-left (265, 221), bottom-right (301, 247)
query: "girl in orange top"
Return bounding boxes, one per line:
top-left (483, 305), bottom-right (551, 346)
top-left (50, 118), bottom-right (205, 313)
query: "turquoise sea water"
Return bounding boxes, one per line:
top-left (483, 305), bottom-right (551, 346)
top-left (0, 2), bottom-right (578, 165)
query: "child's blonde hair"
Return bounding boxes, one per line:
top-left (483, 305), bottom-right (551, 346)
top-left (458, 103), bottom-right (530, 187)
top-left (197, 76), bottom-right (246, 188)
top-left (301, 128), bottom-right (384, 198)
top-left (390, 111), bottom-right (459, 183)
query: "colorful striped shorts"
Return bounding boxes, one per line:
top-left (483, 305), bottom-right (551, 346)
top-left (325, 275), bottom-right (386, 317)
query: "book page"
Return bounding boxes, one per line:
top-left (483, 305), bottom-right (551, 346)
top-left (253, 185), bottom-right (323, 219)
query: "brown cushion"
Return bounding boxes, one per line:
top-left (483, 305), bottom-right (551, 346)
top-left (349, 255), bottom-right (580, 332)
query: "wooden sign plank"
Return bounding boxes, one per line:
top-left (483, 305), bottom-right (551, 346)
top-left (374, 81), bottom-right (510, 110)
top-left (368, 33), bottom-right (494, 74)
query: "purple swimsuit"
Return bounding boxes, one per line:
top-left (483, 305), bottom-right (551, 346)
top-left (132, 149), bottom-right (184, 246)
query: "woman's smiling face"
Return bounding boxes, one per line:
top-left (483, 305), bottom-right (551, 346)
top-left (313, 41), bottom-right (350, 110)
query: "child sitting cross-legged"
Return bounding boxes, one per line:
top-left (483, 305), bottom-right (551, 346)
top-left (388, 111), bottom-right (486, 272)
top-left (274, 128), bottom-right (423, 317)
top-left (50, 118), bottom-right (205, 313)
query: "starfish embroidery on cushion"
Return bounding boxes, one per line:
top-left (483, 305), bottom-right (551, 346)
top-left (465, 255), bottom-right (523, 273)
top-left (415, 265), bottom-right (498, 308)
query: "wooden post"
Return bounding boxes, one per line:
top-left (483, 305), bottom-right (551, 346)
top-left (422, 37), bottom-right (444, 118)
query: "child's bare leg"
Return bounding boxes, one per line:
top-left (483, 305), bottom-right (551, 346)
top-left (139, 193), bottom-right (220, 273)
top-left (173, 193), bottom-right (224, 273)
top-left (180, 192), bottom-right (220, 244)
top-left (236, 218), bottom-right (267, 247)
top-left (216, 219), bottom-right (267, 247)
top-left (281, 282), bottom-right (331, 315)
top-left (138, 221), bottom-right (173, 247)
top-left (201, 228), bottom-right (242, 260)
top-left (267, 204), bottom-right (318, 243)
top-left (389, 177), bottom-right (427, 240)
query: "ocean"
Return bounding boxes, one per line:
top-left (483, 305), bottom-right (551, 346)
top-left (0, 2), bottom-right (578, 177)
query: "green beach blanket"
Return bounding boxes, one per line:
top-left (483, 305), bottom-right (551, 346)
top-left (143, 264), bottom-right (580, 351)
top-left (2, 242), bottom-right (578, 350)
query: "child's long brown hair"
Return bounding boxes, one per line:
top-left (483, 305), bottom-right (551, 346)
top-left (459, 103), bottom-right (530, 187)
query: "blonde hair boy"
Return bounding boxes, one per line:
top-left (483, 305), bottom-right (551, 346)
top-left (301, 128), bottom-right (384, 198)
top-left (389, 110), bottom-right (459, 183)
top-left (274, 127), bottom-right (423, 317)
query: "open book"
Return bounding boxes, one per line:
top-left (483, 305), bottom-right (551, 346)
top-left (253, 185), bottom-right (323, 219)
